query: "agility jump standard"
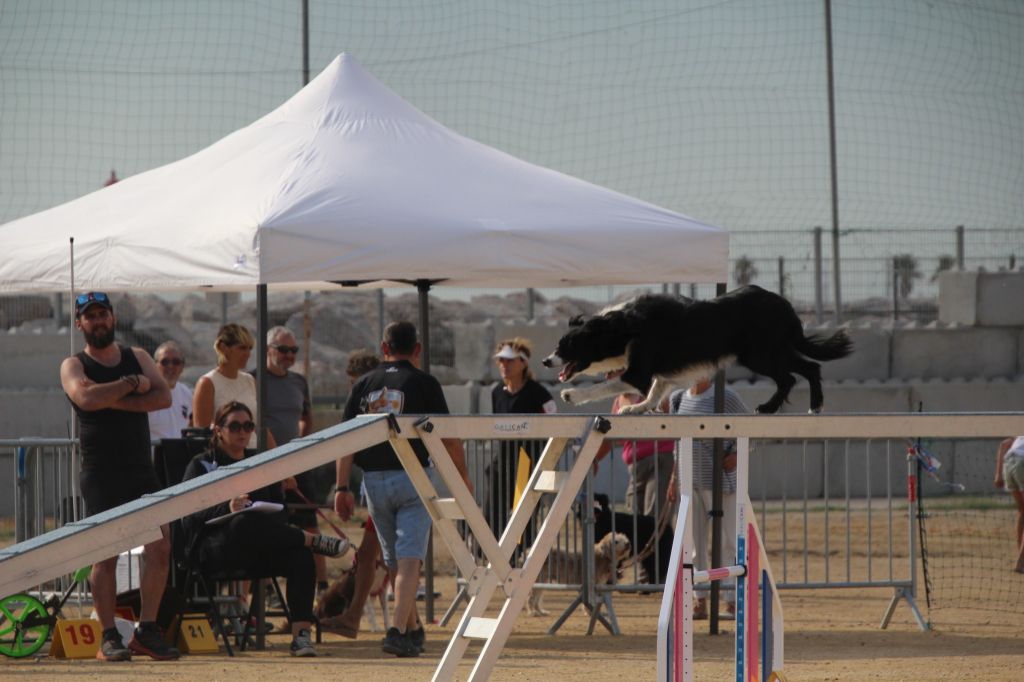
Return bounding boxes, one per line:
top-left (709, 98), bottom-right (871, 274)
top-left (657, 436), bottom-right (785, 682)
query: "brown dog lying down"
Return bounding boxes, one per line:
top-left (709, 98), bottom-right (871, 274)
top-left (316, 560), bottom-right (390, 637)
top-left (527, 532), bottom-right (631, 617)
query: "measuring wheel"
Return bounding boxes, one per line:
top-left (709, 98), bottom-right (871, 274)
top-left (0, 593), bottom-right (52, 658)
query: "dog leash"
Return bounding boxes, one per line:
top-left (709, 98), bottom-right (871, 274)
top-left (618, 499), bottom-right (674, 571)
top-left (290, 487), bottom-right (350, 541)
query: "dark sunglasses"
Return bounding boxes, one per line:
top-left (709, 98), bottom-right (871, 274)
top-left (76, 291), bottom-right (110, 306)
top-left (272, 344), bottom-right (300, 354)
top-left (225, 420), bottom-right (256, 433)
top-left (159, 358), bottom-right (184, 367)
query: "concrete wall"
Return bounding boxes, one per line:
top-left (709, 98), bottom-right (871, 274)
top-left (0, 333), bottom-right (67, 390)
top-left (940, 271), bottom-right (1024, 326)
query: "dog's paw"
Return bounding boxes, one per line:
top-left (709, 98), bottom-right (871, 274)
top-left (560, 388), bottom-right (578, 405)
top-left (617, 402), bottom-right (650, 415)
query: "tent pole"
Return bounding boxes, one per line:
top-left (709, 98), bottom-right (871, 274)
top-left (416, 279), bottom-right (436, 621)
top-left (254, 282), bottom-right (269, 649)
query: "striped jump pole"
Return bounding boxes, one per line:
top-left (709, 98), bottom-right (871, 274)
top-left (658, 437), bottom-right (786, 681)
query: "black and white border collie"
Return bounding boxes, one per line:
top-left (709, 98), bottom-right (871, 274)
top-left (542, 285), bottom-right (852, 415)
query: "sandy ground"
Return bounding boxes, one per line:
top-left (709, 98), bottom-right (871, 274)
top-left (4, 573), bottom-right (1022, 681)
top-left (5, 506), bottom-right (1023, 680)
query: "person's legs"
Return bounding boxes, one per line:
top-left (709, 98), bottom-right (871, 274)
top-left (302, 524), bottom-right (328, 584)
top-left (692, 490), bottom-right (710, 603)
top-left (1012, 490), bottom-right (1024, 572)
top-left (90, 556), bottom-right (119, 629)
top-left (392, 557), bottom-right (421, 634)
top-left (138, 524), bottom-right (171, 622)
top-left (722, 491), bottom-right (738, 609)
top-left (640, 451), bottom-right (676, 518)
top-left (335, 521), bottom-right (382, 632)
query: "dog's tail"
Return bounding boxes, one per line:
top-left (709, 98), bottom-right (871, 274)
top-left (798, 329), bottom-right (853, 361)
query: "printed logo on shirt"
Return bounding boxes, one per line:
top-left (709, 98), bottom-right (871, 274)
top-left (362, 388), bottom-right (405, 415)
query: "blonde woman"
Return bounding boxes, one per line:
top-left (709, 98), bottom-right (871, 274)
top-left (192, 323), bottom-right (261, 448)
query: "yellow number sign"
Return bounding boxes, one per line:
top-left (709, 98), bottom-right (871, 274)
top-left (50, 618), bottom-right (101, 659)
top-left (176, 614), bottom-right (219, 653)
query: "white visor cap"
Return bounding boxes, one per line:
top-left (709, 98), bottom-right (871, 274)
top-left (494, 345), bottom-right (528, 361)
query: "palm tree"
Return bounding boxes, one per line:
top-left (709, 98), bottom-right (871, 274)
top-left (733, 256), bottom-right (758, 287)
top-left (930, 254), bottom-right (956, 282)
top-left (893, 254), bottom-right (922, 299)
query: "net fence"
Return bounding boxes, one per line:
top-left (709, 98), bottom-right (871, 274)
top-left (917, 439), bottom-right (1024, 617)
top-left (2, 0), bottom-right (1021, 284)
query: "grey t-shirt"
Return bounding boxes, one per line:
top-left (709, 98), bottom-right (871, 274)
top-left (254, 369), bottom-right (310, 445)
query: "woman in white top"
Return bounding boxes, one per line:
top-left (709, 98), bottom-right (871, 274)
top-left (192, 323), bottom-right (262, 448)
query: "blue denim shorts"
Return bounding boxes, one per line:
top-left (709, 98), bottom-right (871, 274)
top-left (362, 468), bottom-right (435, 567)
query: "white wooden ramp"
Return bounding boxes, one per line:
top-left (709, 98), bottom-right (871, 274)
top-left (0, 415), bottom-right (393, 597)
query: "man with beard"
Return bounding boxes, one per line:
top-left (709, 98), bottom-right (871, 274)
top-left (60, 292), bottom-right (180, 662)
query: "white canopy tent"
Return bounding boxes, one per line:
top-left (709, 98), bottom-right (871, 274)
top-left (0, 53), bottom-right (726, 293)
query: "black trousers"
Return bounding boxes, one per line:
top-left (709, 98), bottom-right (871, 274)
top-left (199, 512), bottom-right (315, 623)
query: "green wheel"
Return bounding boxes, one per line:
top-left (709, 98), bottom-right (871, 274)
top-left (0, 593), bottom-right (51, 658)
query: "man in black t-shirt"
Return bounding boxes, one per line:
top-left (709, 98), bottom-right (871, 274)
top-left (334, 321), bottom-right (471, 658)
top-left (60, 292), bottom-right (179, 662)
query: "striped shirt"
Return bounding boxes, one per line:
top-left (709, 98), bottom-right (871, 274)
top-left (669, 386), bottom-right (750, 492)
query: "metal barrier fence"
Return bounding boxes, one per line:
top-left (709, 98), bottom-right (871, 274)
top-left (0, 439), bottom-right (81, 547)
top-left (437, 435), bottom-right (941, 633)
top-left (0, 432), bottom-right (992, 631)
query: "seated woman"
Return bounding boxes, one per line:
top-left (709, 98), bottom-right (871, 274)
top-left (181, 401), bottom-right (346, 657)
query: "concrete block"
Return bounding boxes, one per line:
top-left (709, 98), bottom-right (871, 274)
top-left (749, 440), bottom-right (825, 499)
top-left (977, 273), bottom-right (1024, 326)
top-left (0, 333), bottom-right (68, 389)
top-left (938, 271), bottom-right (979, 325)
top-left (892, 326), bottom-right (1018, 379)
top-left (824, 438), bottom-right (907, 498)
top-left (908, 377), bottom-right (1024, 412)
top-left (0, 389), bottom-right (73, 439)
top-left (442, 383), bottom-right (478, 415)
top-left (820, 326), bottom-right (891, 381)
top-left (940, 271), bottom-right (1024, 326)
top-left (452, 322), bottom-right (494, 384)
top-left (733, 380), bottom-right (912, 414)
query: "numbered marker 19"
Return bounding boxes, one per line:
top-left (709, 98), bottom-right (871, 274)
top-left (50, 619), bottom-right (101, 659)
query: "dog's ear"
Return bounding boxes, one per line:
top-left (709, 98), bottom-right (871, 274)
top-left (568, 314), bottom-right (585, 328)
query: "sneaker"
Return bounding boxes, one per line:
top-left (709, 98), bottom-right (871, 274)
top-left (381, 627), bottom-right (419, 658)
top-left (290, 629), bottom-right (317, 657)
top-left (128, 623), bottom-right (181, 660)
top-left (96, 633), bottom-right (132, 662)
top-left (309, 534), bottom-right (350, 557)
top-left (409, 625), bottom-right (426, 653)
top-left (720, 602), bottom-right (736, 621)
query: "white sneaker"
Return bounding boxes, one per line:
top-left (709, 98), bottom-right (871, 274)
top-left (290, 629), bottom-right (317, 657)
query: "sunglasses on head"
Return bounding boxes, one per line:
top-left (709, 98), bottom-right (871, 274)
top-left (76, 291), bottom-right (110, 306)
top-left (272, 344), bottom-right (300, 354)
top-left (224, 420), bottom-right (256, 433)
top-left (159, 358), bottom-right (184, 367)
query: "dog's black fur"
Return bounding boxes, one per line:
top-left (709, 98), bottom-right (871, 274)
top-left (591, 493), bottom-right (673, 584)
top-left (542, 285), bottom-right (852, 414)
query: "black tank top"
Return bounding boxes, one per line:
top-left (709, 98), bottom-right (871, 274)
top-left (70, 344), bottom-right (154, 473)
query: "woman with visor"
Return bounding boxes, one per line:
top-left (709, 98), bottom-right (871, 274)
top-left (486, 337), bottom-right (557, 544)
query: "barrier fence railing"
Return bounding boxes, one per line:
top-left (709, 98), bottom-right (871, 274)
top-left (2, 414), bottom-right (1022, 680)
